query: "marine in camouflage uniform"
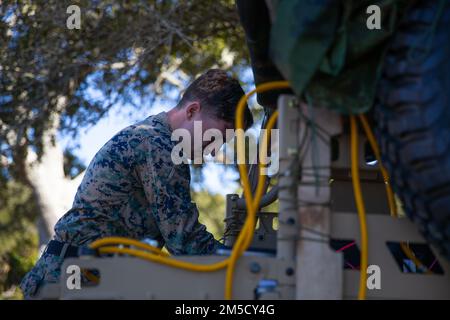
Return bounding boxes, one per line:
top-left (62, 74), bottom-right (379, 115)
top-left (20, 111), bottom-right (221, 298)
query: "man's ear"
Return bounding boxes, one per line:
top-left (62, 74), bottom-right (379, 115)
top-left (185, 101), bottom-right (201, 120)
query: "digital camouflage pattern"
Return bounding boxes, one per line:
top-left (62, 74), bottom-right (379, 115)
top-left (20, 112), bottom-right (220, 298)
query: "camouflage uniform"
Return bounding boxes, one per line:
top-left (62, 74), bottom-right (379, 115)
top-left (20, 112), bottom-right (220, 298)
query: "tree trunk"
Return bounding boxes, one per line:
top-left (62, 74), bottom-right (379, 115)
top-left (22, 96), bottom-right (84, 250)
top-left (26, 139), bottom-right (84, 250)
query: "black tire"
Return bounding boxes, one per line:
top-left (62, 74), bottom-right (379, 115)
top-left (374, 0), bottom-right (450, 260)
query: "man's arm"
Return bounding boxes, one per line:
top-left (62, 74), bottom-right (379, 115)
top-left (136, 138), bottom-right (220, 255)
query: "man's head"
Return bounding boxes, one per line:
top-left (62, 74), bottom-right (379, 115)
top-left (168, 69), bottom-right (253, 159)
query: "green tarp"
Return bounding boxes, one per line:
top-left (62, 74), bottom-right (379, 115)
top-left (269, 0), bottom-right (411, 114)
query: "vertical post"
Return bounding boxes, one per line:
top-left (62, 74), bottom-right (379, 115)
top-left (277, 95), bottom-right (300, 260)
top-left (295, 102), bottom-right (343, 299)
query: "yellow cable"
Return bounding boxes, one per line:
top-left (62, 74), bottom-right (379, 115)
top-left (90, 111), bottom-right (278, 292)
top-left (358, 114), bottom-right (397, 217)
top-left (94, 108), bottom-right (278, 280)
top-left (225, 81), bottom-right (289, 299)
top-left (233, 110), bottom-right (279, 254)
top-left (225, 110), bottom-right (279, 299)
top-left (89, 87), bottom-right (373, 301)
top-left (87, 85), bottom-right (374, 301)
top-left (98, 246), bottom-right (228, 271)
top-left (90, 236), bottom-right (170, 256)
top-left (350, 116), bottom-right (368, 300)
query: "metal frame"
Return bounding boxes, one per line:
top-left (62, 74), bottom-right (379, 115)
top-left (36, 254), bottom-right (294, 300)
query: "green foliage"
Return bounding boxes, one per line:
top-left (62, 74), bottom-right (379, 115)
top-left (0, 0), bottom-right (255, 298)
top-left (192, 189), bottom-right (226, 240)
top-left (0, 181), bottom-right (39, 299)
top-left (0, 0), bottom-right (248, 183)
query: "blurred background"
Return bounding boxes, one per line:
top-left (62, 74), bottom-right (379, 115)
top-left (0, 0), bottom-right (275, 299)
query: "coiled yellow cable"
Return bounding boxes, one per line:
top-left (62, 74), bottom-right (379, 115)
top-left (89, 86), bottom-right (381, 301)
top-left (98, 246), bottom-right (228, 271)
top-left (359, 115), bottom-right (431, 279)
top-left (225, 108), bottom-right (280, 299)
top-left (90, 237), bottom-right (170, 256)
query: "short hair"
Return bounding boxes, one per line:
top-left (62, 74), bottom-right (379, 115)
top-left (178, 69), bottom-right (254, 130)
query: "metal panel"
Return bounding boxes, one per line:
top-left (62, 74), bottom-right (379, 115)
top-left (55, 255), bottom-right (295, 300)
top-left (331, 212), bottom-right (450, 300)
